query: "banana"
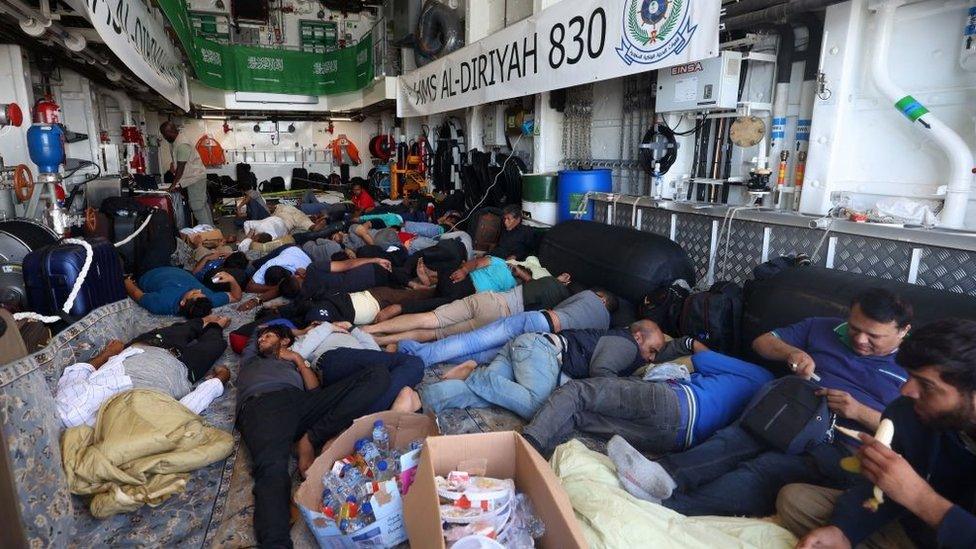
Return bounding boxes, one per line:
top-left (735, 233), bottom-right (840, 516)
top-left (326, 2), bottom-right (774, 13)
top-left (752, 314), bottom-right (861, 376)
top-left (864, 419), bottom-right (895, 512)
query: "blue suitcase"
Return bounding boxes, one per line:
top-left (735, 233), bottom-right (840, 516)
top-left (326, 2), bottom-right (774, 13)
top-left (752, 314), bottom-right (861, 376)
top-left (23, 238), bottom-right (126, 319)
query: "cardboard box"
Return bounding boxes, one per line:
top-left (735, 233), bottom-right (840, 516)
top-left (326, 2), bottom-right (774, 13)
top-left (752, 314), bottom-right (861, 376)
top-left (294, 411), bottom-right (439, 548)
top-left (403, 431), bottom-right (587, 549)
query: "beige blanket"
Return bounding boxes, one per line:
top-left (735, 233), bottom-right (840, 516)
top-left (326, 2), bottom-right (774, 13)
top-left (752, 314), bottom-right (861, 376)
top-left (551, 440), bottom-right (797, 548)
top-left (61, 389), bottom-right (233, 518)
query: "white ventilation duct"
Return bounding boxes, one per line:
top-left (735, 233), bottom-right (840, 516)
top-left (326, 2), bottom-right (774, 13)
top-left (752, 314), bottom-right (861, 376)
top-left (104, 88), bottom-right (134, 126)
top-left (871, 0), bottom-right (974, 228)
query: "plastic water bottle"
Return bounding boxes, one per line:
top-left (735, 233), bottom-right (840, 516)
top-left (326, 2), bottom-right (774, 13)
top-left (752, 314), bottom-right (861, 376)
top-left (340, 464), bottom-right (369, 498)
top-left (407, 439), bottom-right (424, 452)
top-left (361, 502), bottom-right (376, 526)
top-left (320, 487), bottom-right (339, 518)
top-left (372, 420), bottom-right (390, 456)
top-left (374, 459), bottom-right (392, 482)
top-left (355, 438), bottom-right (381, 466)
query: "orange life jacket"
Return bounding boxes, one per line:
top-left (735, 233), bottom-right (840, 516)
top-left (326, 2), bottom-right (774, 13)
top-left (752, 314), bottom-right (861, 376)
top-left (195, 135), bottom-right (226, 167)
top-left (330, 134), bottom-right (361, 166)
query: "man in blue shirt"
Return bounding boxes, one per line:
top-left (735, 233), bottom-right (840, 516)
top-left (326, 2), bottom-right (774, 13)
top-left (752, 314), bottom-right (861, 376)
top-left (609, 288), bottom-right (912, 517)
top-left (780, 319), bottom-right (976, 549)
top-left (125, 266), bottom-right (242, 317)
top-left (521, 337), bottom-right (773, 459)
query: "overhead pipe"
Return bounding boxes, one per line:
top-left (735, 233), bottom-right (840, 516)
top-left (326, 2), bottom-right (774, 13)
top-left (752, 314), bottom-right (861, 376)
top-left (724, 0), bottom-right (789, 19)
top-left (871, 0), bottom-right (974, 228)
top-left (104, 88), bottom-right (134, 126)
top-left (724, 0), bottom-right (843, 30)
top-left (2, 0), bottom-right (85, 50)
top-left (0, 3), bottom-right (149, 99)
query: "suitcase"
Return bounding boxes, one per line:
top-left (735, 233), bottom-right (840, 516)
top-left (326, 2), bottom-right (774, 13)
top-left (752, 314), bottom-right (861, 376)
top-left (470, 211), bottom-right (502, 252)
top-left (134, 190), bottom-right (189, 232)
top-left (100, 197), bottom-right (148, 273)
top-left (133, 210), bottom-right (176, 277)
top-left (23, 238), bottom-right (126, 319)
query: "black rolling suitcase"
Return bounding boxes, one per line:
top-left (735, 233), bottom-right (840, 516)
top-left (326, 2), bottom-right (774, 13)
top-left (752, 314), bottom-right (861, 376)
top-left (100, 197), bottom-right (148, 273)
top-left (23, 238), bottom-right (126, 319)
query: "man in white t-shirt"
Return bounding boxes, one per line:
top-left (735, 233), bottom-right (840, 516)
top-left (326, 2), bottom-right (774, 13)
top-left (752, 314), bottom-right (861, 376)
top-left (161, 121), bottom-right (213, 226)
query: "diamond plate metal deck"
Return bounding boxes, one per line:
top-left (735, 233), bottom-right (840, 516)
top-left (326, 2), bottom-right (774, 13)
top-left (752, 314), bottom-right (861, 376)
top-left (639, 207), bottom-right (672, 237)
top-left (917, 246), bottom-right (976, 296)
top-left (832, 235), bottom-right (912, 281)
top-left (674, 215), bottom-right (714, 283)
top-left (714, 220), bottom-right (767, 284)
top-left (613, 203), bottom-right (635, 228)
top-left (587, 198), bottom-right (976, 297)
top-left (767, 225), bottom-right (830, 268)
top-left (592, 201), bottom-right (609, 224)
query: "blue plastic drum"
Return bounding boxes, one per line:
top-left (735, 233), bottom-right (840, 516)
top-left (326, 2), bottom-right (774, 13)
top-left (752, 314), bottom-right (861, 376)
top-left (556, 169), bottom-right (612, 222)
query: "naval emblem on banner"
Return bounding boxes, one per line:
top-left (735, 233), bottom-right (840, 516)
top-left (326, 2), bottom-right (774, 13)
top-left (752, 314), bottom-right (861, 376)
top-left (617, 0), bottom-right (698, 66)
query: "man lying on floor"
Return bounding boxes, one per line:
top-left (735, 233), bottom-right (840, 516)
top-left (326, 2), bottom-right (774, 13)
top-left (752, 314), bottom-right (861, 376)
top-left (421, 320), bottom-right (665, 420)
top-left (240, 244), bottom-right (392, 304)
top-left (235, 325), bottom-right (393, 548)
top-left (56, 315), bottom-right (232, 428)
top-left (192, 250), bottom-right (250, 293)
top-left (254, 285), bottom-right (423, 329)
top-left (363, 270), bottom-right (572, 346)
top-left (126, 266), bottom-right (243, 317)
top-left (522, 337), bottom-right (774, 460)
top-left (373, 254), bottom-right (525, 320)
top-left (607, 288), bottom-right (912, 518)
top-left (396, 289), bottom-right (616, 367)
top-left (778, 319), bottom-right (976, 549)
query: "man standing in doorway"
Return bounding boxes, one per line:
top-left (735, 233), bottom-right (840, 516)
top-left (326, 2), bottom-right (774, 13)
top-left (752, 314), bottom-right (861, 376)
top-left (161, 121), bottom-right (214, 226)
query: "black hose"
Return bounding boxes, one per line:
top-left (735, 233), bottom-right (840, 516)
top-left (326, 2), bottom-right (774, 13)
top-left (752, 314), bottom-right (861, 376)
top-left (800, 14), bottom-right (824, 81)
top-left (775, 24), bottom-right (795, 84)
top-left (639, 123), bottom-right (679, 175)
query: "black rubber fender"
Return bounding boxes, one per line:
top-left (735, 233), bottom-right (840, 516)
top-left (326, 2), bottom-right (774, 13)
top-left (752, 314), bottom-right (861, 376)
top-left (740, 266), bottom-right (976, 373)
top-left (538, 220), bottom-right (696, 305)
top-left (414, 0), bottom-right (464, 66)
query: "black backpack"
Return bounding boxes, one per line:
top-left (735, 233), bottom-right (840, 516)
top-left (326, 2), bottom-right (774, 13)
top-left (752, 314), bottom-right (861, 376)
top-left (260, 176), bottom-right (286, 193)
top-left (740, 376), bottom-right (834, 455)
top-left (640, 280), bottom-right (691, 336)
top-left (677, 281), bottom-right (743, 355)
top-left (753, 254), bottom-right (812, 281)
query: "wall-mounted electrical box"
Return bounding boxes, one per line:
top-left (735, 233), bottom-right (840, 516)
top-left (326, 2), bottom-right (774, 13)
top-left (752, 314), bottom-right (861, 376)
top-left (483, 104), bottom-right (508, 147)
top-left (656, 51), bottom-right (742, 113)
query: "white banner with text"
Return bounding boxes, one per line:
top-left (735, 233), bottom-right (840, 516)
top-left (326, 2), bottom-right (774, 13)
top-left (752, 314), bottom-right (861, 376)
top-left (67, 0), bottom-right (190, 111)
top-left (397, 0), bottom-right (720, 117)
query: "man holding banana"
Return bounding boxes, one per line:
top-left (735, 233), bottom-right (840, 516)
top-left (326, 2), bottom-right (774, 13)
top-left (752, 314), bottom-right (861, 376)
top-left (608, 288), bottom-right (912, 518)
top-left (779, 319), bottom-right (976, 549)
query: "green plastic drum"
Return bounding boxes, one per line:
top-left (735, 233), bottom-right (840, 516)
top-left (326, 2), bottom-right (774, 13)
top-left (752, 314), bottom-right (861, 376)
top-left (521, 173), bottom-right (558, 203)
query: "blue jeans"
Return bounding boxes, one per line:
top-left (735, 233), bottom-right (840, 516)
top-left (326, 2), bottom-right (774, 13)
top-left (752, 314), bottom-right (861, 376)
top-left (403, 221), bottom-right (444, 238)
top-left (247, 197), bottom-right (270, 220)
top-left (658, 424), bottom-right (857, 517)
top-left (317, 348), bottom-right (424, 414)
top-left (407, 235), bottom-right (438, 255)
top-left (422, 333), bottom-right (561, 419)
top-left (399, 311), bottom-right (550, 367)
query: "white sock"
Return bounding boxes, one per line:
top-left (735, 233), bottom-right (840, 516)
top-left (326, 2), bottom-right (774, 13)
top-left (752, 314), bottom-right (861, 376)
top-left (179, 378), bottom-right (225, 415)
